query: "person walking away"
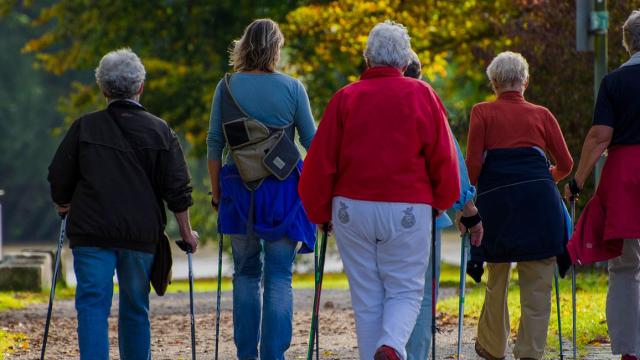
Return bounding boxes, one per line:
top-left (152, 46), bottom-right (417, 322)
top-left (299, 21), bottom-right (460, 360)
top-left (48, 48), bottom-right (198, 360)
top-left (564, 10), bottom-right (640, 360)
top-left (466, 51), bottom-right (573, 360)
top-left (206, 19), bottom-right (317, 360)
top-left (403, 50), bottom-right (484, 360)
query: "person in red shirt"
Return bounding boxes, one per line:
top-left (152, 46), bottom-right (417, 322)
top-left (299, 21), bottom-right (459, 360)
top-left (466, 52), bottom-right (573, 360)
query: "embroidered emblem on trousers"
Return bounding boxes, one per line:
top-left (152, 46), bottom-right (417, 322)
top-left (338, 201), bottom-right (350, 224)
top-left (401, 207), bottom-right (416, 229)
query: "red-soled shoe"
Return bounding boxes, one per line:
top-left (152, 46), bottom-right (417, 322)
top-left (622, 355), bottom-right (639, 360)
top-left (374, 345), bottom-right (401, 360)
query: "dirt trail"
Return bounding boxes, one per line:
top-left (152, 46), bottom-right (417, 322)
top-left (2, 288), bottom-right (610, 359)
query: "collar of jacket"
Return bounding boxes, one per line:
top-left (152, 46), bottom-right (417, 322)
top-left (497, 91), bottom-right (525, 103)
top-left (621, 51), bottom-right (640, 68)
top-left (360, 66), bottom-right (403, 80)
top-left (108, 99), bottom-right (147, 111)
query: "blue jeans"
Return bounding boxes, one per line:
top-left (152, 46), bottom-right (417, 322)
top-left (73, 246), bottom-right (154, 360)
top-left (406, 230), bottom-right (441, 360)
top-left (230, 235), bottom-right (298, 360)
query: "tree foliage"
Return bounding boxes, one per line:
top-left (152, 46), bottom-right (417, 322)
top-left (283, 0), bottom-right (522, 132)
top-left (4, 0), bottom-right (304, 155)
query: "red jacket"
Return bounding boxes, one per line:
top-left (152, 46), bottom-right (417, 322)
top-left (568, 145), bottom-right (640, 264)
top-left (299, 67), bottom-right (460, 224)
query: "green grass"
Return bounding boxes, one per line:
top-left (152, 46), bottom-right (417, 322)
top-left (439, 264), bottom-right (608, 358)
top-left (0, 287), bottom-right (75, 312)
top-left (163, 272), bottom-right (350, 294)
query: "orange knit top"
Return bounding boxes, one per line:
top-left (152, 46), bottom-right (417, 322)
top-left (465, 91), bottom-right (573, 185)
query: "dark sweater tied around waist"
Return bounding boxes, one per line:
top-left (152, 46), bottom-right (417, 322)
top-left (471, 147), bottom-right (568, 263)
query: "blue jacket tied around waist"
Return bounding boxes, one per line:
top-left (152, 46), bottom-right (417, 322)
top-left (472, 147), bottom-right (568, 263)
top-left (218, 161), bottom-right (316, 253)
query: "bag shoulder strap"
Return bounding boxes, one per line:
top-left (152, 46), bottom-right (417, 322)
top-left (223, 73), bottom-right (251, 118)
top-left (221, 73), bottom-right (294, 135)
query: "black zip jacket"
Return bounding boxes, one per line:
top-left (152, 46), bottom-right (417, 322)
top-left (48, 100), bottom-right (193, 253)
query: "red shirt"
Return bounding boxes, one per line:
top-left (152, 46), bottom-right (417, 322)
top-left (466, 92), bottom-right (573, 184)
top-left (299, 67), bottom-right (460, 224)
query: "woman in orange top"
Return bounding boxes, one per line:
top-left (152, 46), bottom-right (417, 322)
top-left (466, 52), bottom-right (573, 360)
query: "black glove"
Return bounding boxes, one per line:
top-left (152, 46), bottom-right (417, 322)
top-left (568, 178), bottom-right (582, 199)
top-left (460, 212), bottom-right (482, 229)
top-left (466, 260), bottom-right (484, 283)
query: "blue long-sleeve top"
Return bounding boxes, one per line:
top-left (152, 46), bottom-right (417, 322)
top-left (436, 134), bottom-right (476, 229)
top-left (207, 72), bottom-right (316, 161)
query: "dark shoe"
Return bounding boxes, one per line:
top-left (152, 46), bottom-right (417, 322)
top-left (374, 345), bottom-right (401, 360)
top-left (622, 355), bottom-right (639, 360)
top-left (475, 341), bottom-right (505, 360)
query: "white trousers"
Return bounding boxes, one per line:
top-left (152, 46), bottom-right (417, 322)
top-left (608, 238), bottom-right (640, 355)
top-left (332, 196), bottom-right (431, 360)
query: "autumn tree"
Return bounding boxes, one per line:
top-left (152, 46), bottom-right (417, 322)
top-left (1, 0), bottom-right (305, 155)
top-left (283, 0), bottom-right (522, 133)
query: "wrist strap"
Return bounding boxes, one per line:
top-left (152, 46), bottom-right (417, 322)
top-left (461, 212), bottom-right (482, 228)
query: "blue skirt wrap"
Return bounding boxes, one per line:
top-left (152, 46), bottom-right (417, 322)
top-left (217, 162), bottom-right (316, 253)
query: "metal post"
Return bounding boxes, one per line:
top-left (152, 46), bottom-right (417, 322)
top-left (593, 0), bottom-right (608, 186)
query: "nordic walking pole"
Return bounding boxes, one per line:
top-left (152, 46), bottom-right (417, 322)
top-left (570, 198), bottom-right (577, 360)
top-left (214, 232), bottom-right (223, 360)
top-left (176, 240), bottom-right (197, 360)
top-left (307, 223), bottom-right (329, 360)
top-left (314, 229), bottom-right (320, 360)
top-left (554, 265), bottom-right (564, 360)
top-left (41, 214), bottom-right (67, 360)
top-left (431, 210), bottom-right (437, 360)
top-left (456, 232), bottom-right (470, 360)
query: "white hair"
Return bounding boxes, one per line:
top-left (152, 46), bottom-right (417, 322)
top-left (623, 10), bottom-right (640, 53)
top-left (364, 20), bottom-right (412, 69)
top-left (95, 48), bottom-right (146, 99)
top-left (486, 51), bottom-right (529, 88)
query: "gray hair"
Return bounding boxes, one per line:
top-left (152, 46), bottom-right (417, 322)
top-left (623, 10), bottom-right (640, 53)
top-left (486, 51), bottom-right (529, 88)
top-left (95, 48), bottom-right (146, 99)
top-left (364, 20), bottom-right (412, 69)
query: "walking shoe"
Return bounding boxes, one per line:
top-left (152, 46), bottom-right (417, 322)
top-left (622, 355), bottom-right (639, 360)
top-left (374, 345), bottom-right (401, 360)
top-left (475, 341), bottom-right (505, 360)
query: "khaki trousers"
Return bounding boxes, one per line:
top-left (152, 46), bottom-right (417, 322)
top-left (476, 257), bottom-right (555, 359)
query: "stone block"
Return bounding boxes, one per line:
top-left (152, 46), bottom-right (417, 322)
top-left (0, 252), bottom-right (53, 291)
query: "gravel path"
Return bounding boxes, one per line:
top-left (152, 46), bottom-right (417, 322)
top-left (2, 288), bottom-right (611, 359)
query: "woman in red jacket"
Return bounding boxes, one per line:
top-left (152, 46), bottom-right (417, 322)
top-left (299, 21), bottom-right (460, 360)
top-left (466, 51), bottom-right (573, 360)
